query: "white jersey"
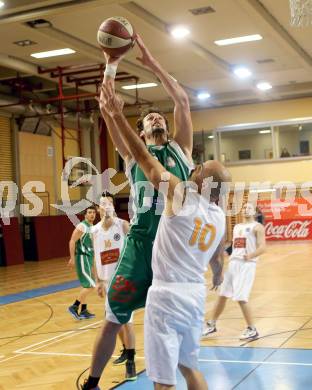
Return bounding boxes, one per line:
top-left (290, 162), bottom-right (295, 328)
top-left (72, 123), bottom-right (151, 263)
top-left (152, 191), bottom-right (225, 284)
top-left (93, 218), bottom-right (126, 281)
top-left (230, 221), bottom-right (259, 263)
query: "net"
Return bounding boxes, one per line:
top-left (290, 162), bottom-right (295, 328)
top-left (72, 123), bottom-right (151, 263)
top-left (289, 0), bottom-right (312, 26)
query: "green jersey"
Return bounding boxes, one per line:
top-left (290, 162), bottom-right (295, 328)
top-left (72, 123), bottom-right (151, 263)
top-left (75, 220), bottom-right (94, 257)
top-left (126, 140), bottom-right (193, 239)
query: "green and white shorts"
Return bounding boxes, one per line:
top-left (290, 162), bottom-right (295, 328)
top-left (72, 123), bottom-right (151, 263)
top-left (75, 254), bottom-right (96, 288)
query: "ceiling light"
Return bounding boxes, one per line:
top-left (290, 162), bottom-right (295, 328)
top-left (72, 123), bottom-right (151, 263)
top-left (257, 81), bottom-right (272, 91)
top-left (233, 67), bottom-right (252, 79)
top-left (14, 39), bottom-right (37, 47)
top-left (214, 34), bottom-right (263, 46)
top-left (208, 135), bottom-right (214, 139)
top-left (250, 188), bottom-right (276, 193)
top-left (170, 26), bottom-right (190, 39)
top-left (259, 130), bottom-right (271, 134)
top-left (299, 125), bottom-right (303, 131)
top-left (31, 48), bottom-right (75, 58)
top-left (122, 83), bottom-right (158, 90)
top-left (197, 92), bottom-right (211, 100)
top-left (0, 1), bottom-right (5, 8)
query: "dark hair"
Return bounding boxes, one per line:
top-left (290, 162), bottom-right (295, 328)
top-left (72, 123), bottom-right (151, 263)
top-left (101, 192), bottom-right (114, 203)
top-left (83, 205), bottom-right (97, 215)
top-left (136, 107), bottom-right (169, 134)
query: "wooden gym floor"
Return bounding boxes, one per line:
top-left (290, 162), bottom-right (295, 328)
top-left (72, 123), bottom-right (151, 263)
top-left (1, 241), bottom-right (312, 389)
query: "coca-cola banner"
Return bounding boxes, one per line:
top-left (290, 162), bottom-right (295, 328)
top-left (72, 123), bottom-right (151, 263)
top-left (265, 219), bottom-right (312, 241)
top-left (258, 199), bottom-right (312, 240)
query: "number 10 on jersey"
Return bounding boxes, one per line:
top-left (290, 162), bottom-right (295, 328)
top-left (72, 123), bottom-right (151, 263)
top-left (189, 217), bottom-right (216, 252)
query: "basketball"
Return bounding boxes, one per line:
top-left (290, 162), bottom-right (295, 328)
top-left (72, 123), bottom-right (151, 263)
top-left (97, 16), bottom-right (135, 58)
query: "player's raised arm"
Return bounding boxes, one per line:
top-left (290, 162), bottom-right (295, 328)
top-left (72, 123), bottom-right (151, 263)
top-left (97, 54), bottom-right (132, 163)
top-left (135, 35), bottom-right (193, 160)
top-left (100, 84), bottom-right (180, 198)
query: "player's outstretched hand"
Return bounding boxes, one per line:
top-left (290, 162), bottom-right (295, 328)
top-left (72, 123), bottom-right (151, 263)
top-left (96, 84), bottom-right (124, 118)
top-left (67, 258), bottom-right (74, 268)
top-left (102, 51), bottom-right (126, 65)
top-left (210, 274), bottom-right (223, 291)
top-left (135, 33), bottom-right (157, 69)
top-left (96, 281), bottom-right (105, 298)
top-left (101, 83), bottom-right (124, 116)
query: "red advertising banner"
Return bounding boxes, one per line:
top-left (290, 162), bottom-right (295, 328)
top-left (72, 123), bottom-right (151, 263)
top-left (264, 219), bottom-right (312, 241)
top-left (257, 198), bottom-right (312, 240)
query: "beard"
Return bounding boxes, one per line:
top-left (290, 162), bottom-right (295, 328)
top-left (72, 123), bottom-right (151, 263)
top-left (152, 126), bottom-right (165, 136)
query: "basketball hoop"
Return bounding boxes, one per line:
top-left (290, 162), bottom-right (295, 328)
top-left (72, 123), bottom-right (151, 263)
top-left (289, 0), bottom-right (312, 26)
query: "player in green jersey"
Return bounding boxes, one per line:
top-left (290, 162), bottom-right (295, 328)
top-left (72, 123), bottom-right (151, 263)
top-left (82, 34), bottom-right (193, 389)
top-left (68, 205), bottom-right (97, 320)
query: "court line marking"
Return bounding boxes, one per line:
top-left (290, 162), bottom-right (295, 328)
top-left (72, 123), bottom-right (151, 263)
top-left (14, 309), bottom-right (144, 354)
top-left (14, 351), bottom-right (146, 359)
top-left (12, 350), bottom-right (312, 367)
top-left (0, 321), bottom-right (102, 365)
top-left (14, 320), bottom-right (102, 353)
top-left (198, 358), bottom-right (312, 366)
top-left (0, 355), bottom-right (23, 364)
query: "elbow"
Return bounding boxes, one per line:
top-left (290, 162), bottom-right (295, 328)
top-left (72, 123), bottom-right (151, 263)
top-left (177, 92), bottom-right (190, 107)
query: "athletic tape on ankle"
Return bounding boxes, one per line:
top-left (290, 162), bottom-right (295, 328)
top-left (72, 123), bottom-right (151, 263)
top-left (104, 64), bottom-right (118, 79)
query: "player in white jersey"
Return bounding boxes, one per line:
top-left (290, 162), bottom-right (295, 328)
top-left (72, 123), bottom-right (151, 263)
top-left (99, 83), bottom-right (231, 390)
top-left (203, 202), bottom-right (266, 340)
top-left (93, 195), bottom-right (136, 372)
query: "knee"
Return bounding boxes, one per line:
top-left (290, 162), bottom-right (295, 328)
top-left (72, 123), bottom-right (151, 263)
top-left (101, 320), bottom-right (121, 337)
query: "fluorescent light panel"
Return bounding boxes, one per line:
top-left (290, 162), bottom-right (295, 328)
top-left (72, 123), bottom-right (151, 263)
top-left (257, 81), bottom-right (272, 91)
top-left (122, 83), bottom-right (157, 90)
top-left (197, 92), bottom-right (211, 100)
top-left (250, 188), bottom-right (276, 193)
top-left (31, 48), bottom-right (75, 58)
top-left (215, 34), bottom-right (262, 46)
top-left (259, 130), bottom-right (271, 134)
top-left (170, 26), bottom-right (190, 39)
top-left (208, 135), bottom-right (214, 139)
top-left (233, 67), bottom-right (252, 79)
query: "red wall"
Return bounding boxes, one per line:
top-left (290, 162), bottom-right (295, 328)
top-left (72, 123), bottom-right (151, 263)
top-left (1, 218), bottom-right (24, 266)
top-left (33, 215), bottom-right (75, 260)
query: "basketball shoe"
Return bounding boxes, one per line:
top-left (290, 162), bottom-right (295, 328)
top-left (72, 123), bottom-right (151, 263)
top-left (113, 347), bottom-right (127, 365)
top-left (125, 360), bottom-right (137, 381)
top-left (202, 320), bottom-right (217, 336)
top-left (239, 326), bottom-right (259, 340)
top-left (68, 305), bottom-right (81, 320)
top-left (80, 309), bottom-right (95, 319)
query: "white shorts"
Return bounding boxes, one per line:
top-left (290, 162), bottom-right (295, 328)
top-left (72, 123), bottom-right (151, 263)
top-left (103, 280), bottom-right (134, 324)
top-left (144, 280), bottom-right (206, 385)
top-left (219, 260), bottom-right (256, 302)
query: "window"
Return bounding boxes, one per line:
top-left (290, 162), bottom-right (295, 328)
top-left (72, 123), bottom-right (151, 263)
top-left (278, 123), bottom-right (312, 158)
top-left (219, 127), bottom-right (273, 163)
top-left (192, 130), bottom-right (214, 164)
